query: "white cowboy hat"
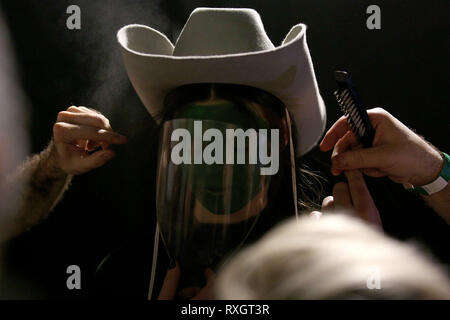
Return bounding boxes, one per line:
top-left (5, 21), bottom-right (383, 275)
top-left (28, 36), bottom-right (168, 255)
top-left (117, 7), bottom-right (326, 156)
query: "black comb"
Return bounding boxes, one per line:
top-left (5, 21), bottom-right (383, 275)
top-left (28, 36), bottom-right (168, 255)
top-left (334, 71), bottom-right (375, 148)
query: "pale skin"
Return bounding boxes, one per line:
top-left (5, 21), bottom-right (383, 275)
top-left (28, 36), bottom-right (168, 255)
top-left (318, 169), bottom-right (383, 229)
top-left (0, 106), bottom-right (127, 243)
top-left (320, 107), bottom-right (449, 224)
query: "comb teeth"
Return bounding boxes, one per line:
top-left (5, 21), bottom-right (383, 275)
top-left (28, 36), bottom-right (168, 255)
top-left (334, 89), bottom-right (366, 137)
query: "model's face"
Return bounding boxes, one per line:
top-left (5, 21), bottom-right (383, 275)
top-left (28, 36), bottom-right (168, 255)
top-left (155, 98), bottom-right (288, 282)
top-left (171, 99), bottom-right (273, 215)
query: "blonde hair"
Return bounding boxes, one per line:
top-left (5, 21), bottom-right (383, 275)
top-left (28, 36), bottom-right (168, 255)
top-left (216, 213), bottom-right (450, 299)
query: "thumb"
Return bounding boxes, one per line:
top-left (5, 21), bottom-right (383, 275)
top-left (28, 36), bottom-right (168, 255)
top-left (332, 145), bottom-right (392, 170)
top-left (78, 149), bottom-right (116, 172)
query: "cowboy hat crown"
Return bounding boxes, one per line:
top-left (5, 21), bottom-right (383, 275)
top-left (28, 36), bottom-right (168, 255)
top-left (173, 8), bottom-right (274, 56)
top-left (117, 7), bottom-right (326, 156)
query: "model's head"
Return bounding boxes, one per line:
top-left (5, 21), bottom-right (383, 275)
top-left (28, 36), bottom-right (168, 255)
top-left (154, 83), bottom-right (303, 287)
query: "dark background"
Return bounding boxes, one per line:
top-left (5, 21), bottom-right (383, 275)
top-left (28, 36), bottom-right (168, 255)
top-left (0, 0), bottom-right (448, 298)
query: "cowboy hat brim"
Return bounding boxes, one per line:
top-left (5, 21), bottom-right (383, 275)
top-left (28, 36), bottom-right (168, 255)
top-left (117, 23), bottom-right (326, 156)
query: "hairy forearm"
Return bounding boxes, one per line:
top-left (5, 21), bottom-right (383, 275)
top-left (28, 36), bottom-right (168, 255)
top-left (1, 141), bottom-right (72, 242)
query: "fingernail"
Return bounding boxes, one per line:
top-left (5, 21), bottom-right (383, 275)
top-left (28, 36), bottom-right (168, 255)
top-left (331, 168), bottom-right (341, 176)
top-left (310, 211), bottom-right (322, 219)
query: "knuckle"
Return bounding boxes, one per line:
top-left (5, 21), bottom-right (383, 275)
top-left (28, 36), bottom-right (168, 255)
top-left (331, 152), bottom-right (339, 163)
top-left (97, 115), bottom-right (110, 128)
top-left (67, 106), bottom-right (79, 112)
top-left (370, 107), bottom-right (386, 114)
top-left (53, 122), bottom-right (67, 134)
top-left (90, 114), bottom-right (106, 127)
top-left (370, 107), bottom-right (392, 120)
top-left (337, 115), bottom-right (347, 122)
top-left (84, 106), bottom-right (101, 115)
top-left (57, 111), bottom-right (71, 121)
top-left (82, 112), bottom-right (108, 129)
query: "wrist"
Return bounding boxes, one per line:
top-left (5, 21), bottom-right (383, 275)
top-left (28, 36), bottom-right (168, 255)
top-left (411, 145), bottom-right (444, 186)
top-left (44, 141), bottom-right (68, 180)
top-left (405, 152), bottom-right (449, 196)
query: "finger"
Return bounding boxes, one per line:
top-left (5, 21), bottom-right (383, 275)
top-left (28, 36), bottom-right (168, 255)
top-left (86, 140), bottom-right (101, 151)
top-left (321, 108), bottom-right (390, 152)
top-left (332, 182), bottom-right (352, 209)
top-left (67, 106), bottom-right (105, 118)
top-left (366, 107), bottom-right (391, 129)
top-left (332, 131), bottom-right (360, 157)
top-left (332, 145), bottom-right (392, 171)
top-left (75, 139), bottom-right (88, 149)
top-left (344, 170), bottom-right (382, 227)
top-left (78, 106), bottom-right (102, 115)
top-left (178, 287), bottom-right (200, 300)
top-left (75, 140), bottom-right (105, 152)
top-left (309, 211), bottom-right (323, 219)
top-left (343, 170), bottom-right (372, 210)
top-left (319, 116), bottom-right (350, 151)
top-left (331, 131), bottom-right (360, 175)
top-left (75, 140), bottom-right (110, 152)
top-left (321, 196), bottom-right (334, 211)
top-left (67, 106), bottom-right (83, 113)
top-left (73, 149), bottom-right (116, 172)
top-left (158, 263), bottom-right (181, 300)
top-left (86, 141), bottom-right (112, 151)
top-left (100, 141), bottom-right (111, 150)
top-left (361, 168), bottom-right (386, 178)
top-left (53, 123), bottom-right (127, 145)
top-left (191, 269), bottom-right (216, 300)
top-left (57, 111), bottom-right (112, 131)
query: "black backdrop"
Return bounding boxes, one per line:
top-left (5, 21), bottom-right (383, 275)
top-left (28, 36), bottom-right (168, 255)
top-left (1, 0), bottom-right (449, 298)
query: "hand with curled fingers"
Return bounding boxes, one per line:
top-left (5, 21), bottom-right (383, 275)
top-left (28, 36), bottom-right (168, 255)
top-left (157, 262), bottom-right (216, 300)
top-left (319, 107), bottom-right (444, 187)
top-left (322, 170), bottom-right (382, 228)
top-left (50, 106), bottom-right (127, 176)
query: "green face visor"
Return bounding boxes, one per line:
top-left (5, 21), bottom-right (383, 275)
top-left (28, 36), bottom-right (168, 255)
top-left (155, 101), bottom-right (275, 288)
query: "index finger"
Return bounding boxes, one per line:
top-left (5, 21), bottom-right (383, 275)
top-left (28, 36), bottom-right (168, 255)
top-left (344, 170), bottom-right (382, 227)
top-left (320, 115), bottom-right (351, 152)
top-left (54, 123), bottom-right (127, 145)
top-left (344, 170), bottom-right (372, 210)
